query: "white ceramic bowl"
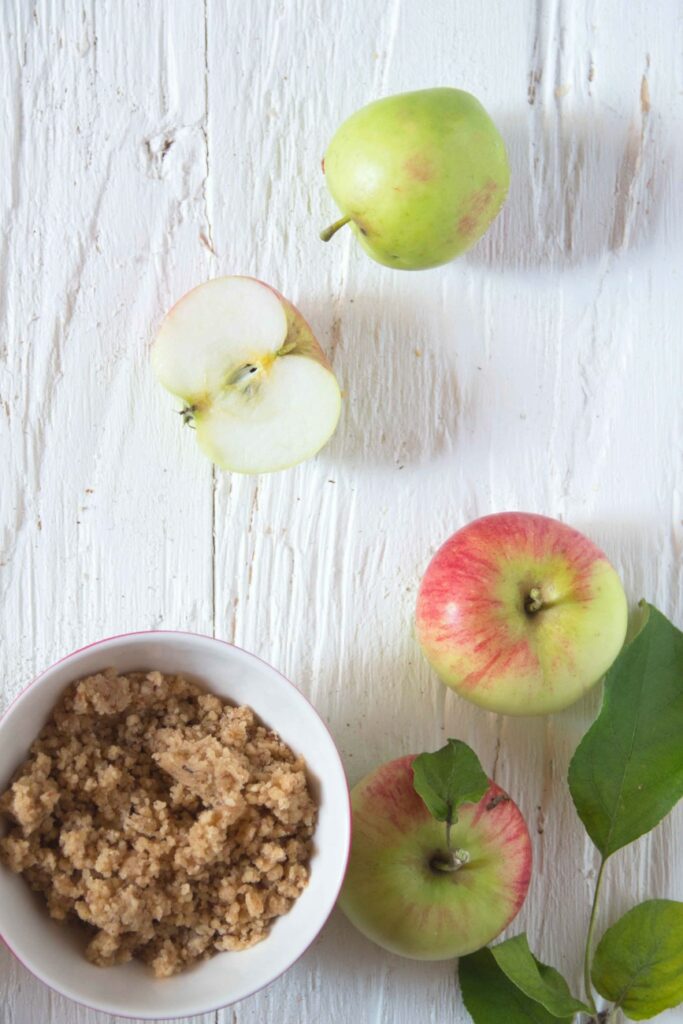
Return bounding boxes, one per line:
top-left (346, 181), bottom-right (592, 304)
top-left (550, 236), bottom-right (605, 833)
top-left (0, 631), bottom-right (351, 1019)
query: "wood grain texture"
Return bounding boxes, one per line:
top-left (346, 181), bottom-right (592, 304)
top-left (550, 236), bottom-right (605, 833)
top-left (1, 1), bottom-right (681, 1022)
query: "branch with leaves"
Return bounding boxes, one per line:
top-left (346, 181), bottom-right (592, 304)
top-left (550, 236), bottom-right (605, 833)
top-left (455, 603), bottom-right (683, 1023)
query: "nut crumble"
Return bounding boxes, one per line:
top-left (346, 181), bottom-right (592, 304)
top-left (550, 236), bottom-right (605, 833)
top-left (0, 669), bottom-right (317, 977)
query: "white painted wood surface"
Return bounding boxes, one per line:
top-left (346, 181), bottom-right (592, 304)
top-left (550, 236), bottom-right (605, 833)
top-left (1, 1), bottom-right (682, 1022)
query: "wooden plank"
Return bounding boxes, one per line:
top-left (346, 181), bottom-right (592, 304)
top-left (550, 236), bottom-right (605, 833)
top-left (1, 1), bottom-right (681, 1022)
top-left (208, 1), bottom-right (683, 1022)
top-left (0, 3), bottom-right (214, 1023)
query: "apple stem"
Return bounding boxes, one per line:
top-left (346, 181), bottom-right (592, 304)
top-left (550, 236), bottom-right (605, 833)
top-left (320, 215), bottom-right (351, 242)
top-left (432, 817), bottom-right (470, 872)
top-left (431, 848), bottom-right (470, 873)
top-left (525, 586), bottom-right (544, 614)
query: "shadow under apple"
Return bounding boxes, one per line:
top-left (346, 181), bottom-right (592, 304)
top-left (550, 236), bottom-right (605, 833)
top-left (304, 906), bottom-right (453, 1007)
top-left (303, 290), bottom-right (463, 471)
top-left (464, 104), bottom-right (669, 273)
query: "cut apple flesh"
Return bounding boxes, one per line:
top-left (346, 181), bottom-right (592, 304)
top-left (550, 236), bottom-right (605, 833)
top-left (151, 276), bottom-right (341, 474)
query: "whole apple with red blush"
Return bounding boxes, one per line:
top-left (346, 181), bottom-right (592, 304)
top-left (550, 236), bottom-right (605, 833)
top-left (338, 747), bottom-right (531, 960)
top-left (320, 88), bottom-right (509, 270)
top-left (415, 512), bottom-right (628, 716)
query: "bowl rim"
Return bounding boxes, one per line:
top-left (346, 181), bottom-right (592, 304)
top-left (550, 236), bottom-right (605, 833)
top-left (0, 629), bottom-right (352, 1019)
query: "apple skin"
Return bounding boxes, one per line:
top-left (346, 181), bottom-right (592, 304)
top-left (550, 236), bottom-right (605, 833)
top-left (322, 88), bottom-right (509, 270)
top-left (273, 285), bottom-right (337, 370)
top-left (338, 755), bottom-right (532, 960)
top-left (416, 512), bottom-right (628, 716)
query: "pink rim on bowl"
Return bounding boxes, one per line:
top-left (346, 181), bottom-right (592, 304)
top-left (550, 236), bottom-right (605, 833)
top-left (0, 630), bottom-right (352, 1020)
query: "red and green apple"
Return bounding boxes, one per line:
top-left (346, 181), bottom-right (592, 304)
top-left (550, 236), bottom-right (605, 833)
top-left (151, 276), bottom-right (341, 474)
top-left (339, 750), bottom-right (531, 960)
top-left (416, 512), bottom-right (628, 716)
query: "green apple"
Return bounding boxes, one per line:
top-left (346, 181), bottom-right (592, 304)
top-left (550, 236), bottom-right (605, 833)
top-left (151, 276), bottom-right (341, 474)
top-left (339, 754), bottom-right (532, 959)
top-left (320, 88), bottom-right (509, 269)
top-left (416, 512), bottom-right (628, 715)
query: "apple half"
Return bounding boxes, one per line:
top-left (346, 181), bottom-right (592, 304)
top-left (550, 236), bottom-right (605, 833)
top-left (339, 755), bottom-right (532, 959)
top-left (151, 277), bottom-right (341, 474)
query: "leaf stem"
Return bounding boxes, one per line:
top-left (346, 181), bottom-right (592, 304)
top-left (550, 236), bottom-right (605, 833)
top-left (583, 858), bottom-right (607, 1013)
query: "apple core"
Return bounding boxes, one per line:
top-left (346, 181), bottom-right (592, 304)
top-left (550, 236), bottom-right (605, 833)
top-left (151, 276), bottom-right (342, 474)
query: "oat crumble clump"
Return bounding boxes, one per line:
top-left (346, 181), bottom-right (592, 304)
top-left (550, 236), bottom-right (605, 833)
top-left (0, 670), bottom-right (317, 977)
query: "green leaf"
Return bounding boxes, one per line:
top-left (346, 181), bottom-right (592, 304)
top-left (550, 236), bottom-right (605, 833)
top-left (459, 947), bottom-right (572, 1024)
top-left (412, 739), bottom-right (489, 823)
top-left (568, 602), bottom-right (683, 857)
top-left (490, 934), bottom-right (591, 1016)
top-left (591, 899), bottom-right (683, 1020)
